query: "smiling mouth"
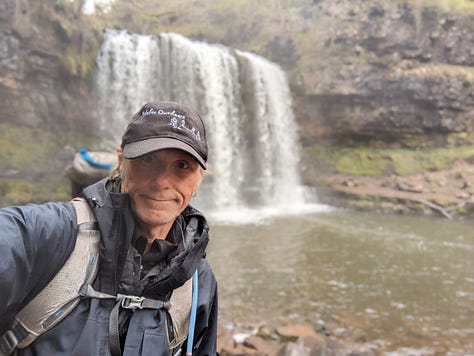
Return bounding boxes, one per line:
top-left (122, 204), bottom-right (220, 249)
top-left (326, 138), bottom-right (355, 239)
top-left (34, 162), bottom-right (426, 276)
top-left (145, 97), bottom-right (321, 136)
top-left (144, 196), bottom-right (177, 203)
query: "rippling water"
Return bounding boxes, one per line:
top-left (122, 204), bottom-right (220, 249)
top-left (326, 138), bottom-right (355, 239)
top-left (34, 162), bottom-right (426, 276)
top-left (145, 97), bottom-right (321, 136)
top-left (205, 209), bottom-right (474, 354)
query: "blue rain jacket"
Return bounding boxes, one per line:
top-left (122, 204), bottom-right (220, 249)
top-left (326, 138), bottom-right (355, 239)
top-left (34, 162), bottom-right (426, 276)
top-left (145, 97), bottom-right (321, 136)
top-left (0, 178), bottom-right (218, 355)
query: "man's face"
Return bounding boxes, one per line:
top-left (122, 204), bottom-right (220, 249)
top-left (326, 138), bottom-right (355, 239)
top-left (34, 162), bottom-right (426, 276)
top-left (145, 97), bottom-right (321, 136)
top-left (120, 148), bottom-right (202, 237)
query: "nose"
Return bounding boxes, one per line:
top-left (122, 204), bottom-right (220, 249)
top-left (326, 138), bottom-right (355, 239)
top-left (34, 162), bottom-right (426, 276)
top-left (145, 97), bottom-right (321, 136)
top-left (151, 164), bottom-right (172, 189)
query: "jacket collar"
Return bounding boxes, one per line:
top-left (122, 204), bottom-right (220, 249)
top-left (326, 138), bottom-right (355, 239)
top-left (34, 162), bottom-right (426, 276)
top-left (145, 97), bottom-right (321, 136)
top-left (82, 178), bottom-right (208, 296)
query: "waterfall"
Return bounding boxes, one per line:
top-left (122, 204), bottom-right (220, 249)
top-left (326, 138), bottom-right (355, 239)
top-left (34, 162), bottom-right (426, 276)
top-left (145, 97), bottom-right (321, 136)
top-left (95, 29), bottom-right (315, 217)
top-left (236, 50), bottom-right (304, 207)
top-left (81, 0), bottom-right (116, 14)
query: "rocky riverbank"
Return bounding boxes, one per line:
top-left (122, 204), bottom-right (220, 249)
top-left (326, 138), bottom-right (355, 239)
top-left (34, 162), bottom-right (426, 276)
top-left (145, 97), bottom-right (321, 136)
top-left (217, 323), bottom-right (377, 356)
top-left (306, 157), bottom-right (474, 220)
top-left (216, 320), bottom-right (469, 355)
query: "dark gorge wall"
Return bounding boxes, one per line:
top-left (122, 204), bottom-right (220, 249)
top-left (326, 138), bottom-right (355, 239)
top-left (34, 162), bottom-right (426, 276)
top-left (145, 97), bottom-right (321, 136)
top-left (0, 0), bottom-right (473, 205)
top-left (0, 0), bottom-right (96, 132)
top-left (290, 1), bottom-right (473, 146)
top-left (3, 0), bottom-right (472, 146)
top-left (0, 0), bottom-right (99, 204)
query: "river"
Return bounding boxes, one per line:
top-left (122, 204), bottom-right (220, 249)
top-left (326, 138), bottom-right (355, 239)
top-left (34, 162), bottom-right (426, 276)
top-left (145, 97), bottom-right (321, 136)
top-left (94, 27), bottom-right (473, 354)
top-left (205, 208), bottom-right (474, 354)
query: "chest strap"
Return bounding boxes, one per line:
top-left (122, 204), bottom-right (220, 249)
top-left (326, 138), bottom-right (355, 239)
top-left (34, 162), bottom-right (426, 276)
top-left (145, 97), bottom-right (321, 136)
top-left (90, 272), bottom-right (195, 356)
top-left (78, 284), bottom-right (171, 310)
top-left (78, 283), bottom-right (172, 356)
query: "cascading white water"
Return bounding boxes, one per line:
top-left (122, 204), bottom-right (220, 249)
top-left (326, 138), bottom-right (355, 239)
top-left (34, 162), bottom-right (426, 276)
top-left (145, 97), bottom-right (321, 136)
top-left (81, 0), bottom-right (116, 14)
top-left (95, 29), bottom-right (315, 217)
top-left (236, 50), bottom-right (304, 207)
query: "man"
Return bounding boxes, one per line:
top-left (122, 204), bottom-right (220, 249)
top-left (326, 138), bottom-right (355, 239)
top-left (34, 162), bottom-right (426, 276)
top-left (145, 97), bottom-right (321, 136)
top-left (0, 102), bottom-right (218, 355)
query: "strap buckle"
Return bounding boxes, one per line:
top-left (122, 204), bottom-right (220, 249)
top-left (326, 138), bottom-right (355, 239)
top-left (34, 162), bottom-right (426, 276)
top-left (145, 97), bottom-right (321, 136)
top-left (0, 330), bottom-right (19, 355)
top-left (119, 295), bottom-right (146, 310)
top-left (117, 294), bottom-right (170, 310)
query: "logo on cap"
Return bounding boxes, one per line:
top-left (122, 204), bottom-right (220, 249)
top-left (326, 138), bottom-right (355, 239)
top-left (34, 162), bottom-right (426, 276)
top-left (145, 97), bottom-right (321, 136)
top-left (121, 101), bottom-right (208, 169)
top-left (142, 108), bottom-right (204, 143)
top-left (169, 117), bottom-right (204, 143)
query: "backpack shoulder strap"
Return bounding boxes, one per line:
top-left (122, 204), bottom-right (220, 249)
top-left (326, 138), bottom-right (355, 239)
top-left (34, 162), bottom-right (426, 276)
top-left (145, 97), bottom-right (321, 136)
top-left (0, 198), bottom-right (100, 355)
top-left (167, 276), bottom-right (193, 352)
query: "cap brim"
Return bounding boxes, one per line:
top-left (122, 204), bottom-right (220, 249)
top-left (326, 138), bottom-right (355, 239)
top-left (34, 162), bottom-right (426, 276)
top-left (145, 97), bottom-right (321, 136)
top-left (122, 137), bottom-right (207, 169)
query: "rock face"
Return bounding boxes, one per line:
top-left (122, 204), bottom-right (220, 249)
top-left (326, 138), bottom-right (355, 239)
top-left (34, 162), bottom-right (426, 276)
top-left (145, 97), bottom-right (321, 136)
top-left (0, 0), bottom-right (101, 204)
top-left (2, 1), bottom-right (472, 144)
top-left (0, 0), bottom-right (99, 135)
top-left (0, 0), bottom-right (473, 204)
top-left (290, 1), bottom-right (474, 145)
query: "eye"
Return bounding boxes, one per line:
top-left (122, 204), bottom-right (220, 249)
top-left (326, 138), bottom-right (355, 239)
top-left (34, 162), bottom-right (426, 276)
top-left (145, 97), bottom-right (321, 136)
top-left (176, 160), bottom-right (189, 169)
top-left (141, 154), bottom-right (154, 165)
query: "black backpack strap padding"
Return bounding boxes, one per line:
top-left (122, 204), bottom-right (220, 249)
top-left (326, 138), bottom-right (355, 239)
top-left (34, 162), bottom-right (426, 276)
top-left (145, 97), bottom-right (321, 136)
top-left (80, 221), bottom-right (99, 231)
top-left (108, 301), bottom-right (122, 356)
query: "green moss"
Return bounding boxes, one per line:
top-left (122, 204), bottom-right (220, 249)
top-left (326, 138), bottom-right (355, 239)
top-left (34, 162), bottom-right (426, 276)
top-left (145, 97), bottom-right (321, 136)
top-left (0, 181), bottom-right (32, 205)
top-left (0, 123), bottom-right (73, 206)
top-left (303, 144), bottom-right (474, 176)
top-left (447, 132), bottom-right (474, 146)
top-left (402, 64), bottom-right (474, 82)
top-left (0, 124), bottom-right (57, 169)
top-left (58, 29), bottom-right (100, 79)
top-left (0, 178), bottom-right (70, 207)
top-left (408, 0), bottom-right (474, 12)
top-left (334, 148), bottom-right (392, 176)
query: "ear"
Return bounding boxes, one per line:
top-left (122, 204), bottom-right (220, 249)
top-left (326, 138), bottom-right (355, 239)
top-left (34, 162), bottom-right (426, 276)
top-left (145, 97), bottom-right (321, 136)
top-left (196, 169), bottom-right (204, 189)
top-left (117, 147), bottom-right (124, 164)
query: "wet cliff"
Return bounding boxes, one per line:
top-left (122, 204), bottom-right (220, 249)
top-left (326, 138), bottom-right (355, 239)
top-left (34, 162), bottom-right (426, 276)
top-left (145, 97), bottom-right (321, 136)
top-left (0, 0), bottom-right (473, 210)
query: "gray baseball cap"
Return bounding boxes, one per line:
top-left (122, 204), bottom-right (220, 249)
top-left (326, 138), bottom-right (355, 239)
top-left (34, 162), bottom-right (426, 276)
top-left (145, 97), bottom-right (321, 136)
top-left (121, 101), bottom-right (208, 169)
